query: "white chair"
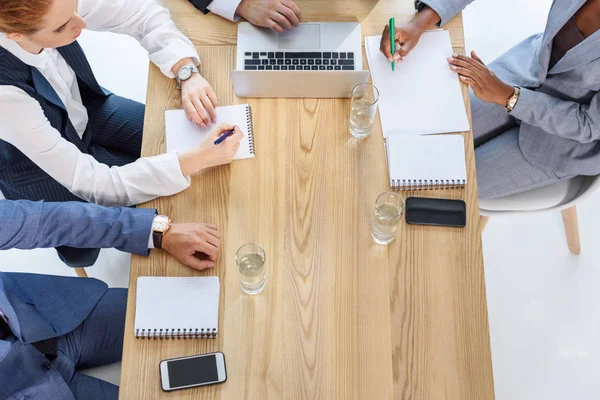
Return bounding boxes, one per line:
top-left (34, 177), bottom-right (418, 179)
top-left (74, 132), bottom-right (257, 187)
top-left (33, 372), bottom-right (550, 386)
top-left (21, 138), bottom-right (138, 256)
top-left (479, 175), bottom-right (600, 254)
top-left (80, 362), bottom-right (122, 387)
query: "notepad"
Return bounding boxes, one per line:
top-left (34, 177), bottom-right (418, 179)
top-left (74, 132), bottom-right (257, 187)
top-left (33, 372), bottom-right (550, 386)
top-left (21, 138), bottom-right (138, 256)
top-left (365, 30), bottom-right (470, 137)
top-left (386, 135), bottom-right (467, 190)
top-left (134, 277), bottom-right (220, 339)
top-left (165, 104), bottom-right (255, 159)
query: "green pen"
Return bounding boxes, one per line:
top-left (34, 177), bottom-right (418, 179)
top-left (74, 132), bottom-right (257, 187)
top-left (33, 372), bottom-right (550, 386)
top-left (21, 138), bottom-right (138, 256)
top-left (389, 17), bottom-right (395, 71)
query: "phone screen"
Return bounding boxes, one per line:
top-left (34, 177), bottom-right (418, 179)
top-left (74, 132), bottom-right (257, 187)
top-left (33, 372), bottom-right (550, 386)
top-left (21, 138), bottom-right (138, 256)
top-left (168, 355), bottom-right (219, 388)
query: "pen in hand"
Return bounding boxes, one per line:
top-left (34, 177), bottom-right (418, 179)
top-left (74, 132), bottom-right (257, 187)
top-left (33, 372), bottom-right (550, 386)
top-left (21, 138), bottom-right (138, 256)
top-left (214, 129), bottom-right (235, 145)
top-left (389, 17), bottom-right (396, 71)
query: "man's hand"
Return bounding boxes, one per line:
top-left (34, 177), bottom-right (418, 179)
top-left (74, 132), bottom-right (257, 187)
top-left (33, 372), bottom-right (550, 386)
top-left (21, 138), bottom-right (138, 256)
top-left (236, 0), bottom-right (301, 33)
top-left (448, 51), bottom-right (515, 106)
top-left (181, 74), bottom-right (218, 128)
top-left (162, 223), bottom-right (221, 271)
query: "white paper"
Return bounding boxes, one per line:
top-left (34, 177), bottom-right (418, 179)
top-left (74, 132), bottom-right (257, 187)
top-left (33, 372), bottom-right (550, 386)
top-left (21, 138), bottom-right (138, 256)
top-left (386, 134), bottom-right (467, 184)
top-left (135, 277), bottom-right (220, 335)
top-left (365, 31), bottom-right (470, 136)
top-left (165, 104), bottom-right (255, 160)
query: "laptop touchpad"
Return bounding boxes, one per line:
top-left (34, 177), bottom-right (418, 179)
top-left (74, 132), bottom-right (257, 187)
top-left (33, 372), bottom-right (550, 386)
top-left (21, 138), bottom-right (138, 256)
top-left (278, 24), bottom-right (320, 49)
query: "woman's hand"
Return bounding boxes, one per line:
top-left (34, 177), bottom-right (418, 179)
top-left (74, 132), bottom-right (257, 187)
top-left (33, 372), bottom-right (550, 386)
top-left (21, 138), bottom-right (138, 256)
top-left (181, 74), bottom-right (218, 128)
top-left (448, 51), bottom-right (515, 106)
top-left (379, 6), bottom-right (440, 63)
top-left (380, 22), bottom-right (424, 63)
top-left (178, 123), bottom-right (244, 176)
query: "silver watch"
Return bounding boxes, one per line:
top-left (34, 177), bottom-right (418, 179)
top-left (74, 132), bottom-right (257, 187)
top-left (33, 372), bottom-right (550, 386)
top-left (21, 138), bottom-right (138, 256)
top-left (176, 65), bottom-right (199, 89)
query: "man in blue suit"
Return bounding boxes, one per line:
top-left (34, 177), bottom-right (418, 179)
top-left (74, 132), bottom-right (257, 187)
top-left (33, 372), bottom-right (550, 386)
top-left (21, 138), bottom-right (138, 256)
top-left (0, 200), bottom-right (222, 399)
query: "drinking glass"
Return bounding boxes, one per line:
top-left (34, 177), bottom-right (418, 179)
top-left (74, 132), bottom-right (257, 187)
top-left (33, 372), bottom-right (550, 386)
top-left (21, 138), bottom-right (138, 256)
top-left (350, 83), bottom-right (379, 139)
top-left (235, 243), bottom-right (266, 295)
top-left (371, 192), bottom-right (404, 245)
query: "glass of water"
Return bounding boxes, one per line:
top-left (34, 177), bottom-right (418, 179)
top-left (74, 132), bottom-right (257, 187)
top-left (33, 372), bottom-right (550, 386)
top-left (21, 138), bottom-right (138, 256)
top-left (371, 192), bottom-right (404, 245)
top-left (236, 243), bottom-right (266, 295)
top-left (350, 83), bottom-right (379, 139)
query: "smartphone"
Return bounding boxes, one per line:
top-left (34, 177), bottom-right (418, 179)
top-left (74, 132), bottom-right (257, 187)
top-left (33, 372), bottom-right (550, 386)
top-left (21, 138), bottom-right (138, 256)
top-left (405, 197), bottom-right (467, 228)
top-left (160, 352), bottom-right (227, 392)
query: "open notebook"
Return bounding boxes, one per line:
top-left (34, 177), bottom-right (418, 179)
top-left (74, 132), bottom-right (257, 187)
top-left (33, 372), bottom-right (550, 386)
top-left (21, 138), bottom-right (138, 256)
top-left (365, 30), bottom-right (470, 136)
top-left (134, 277), bottom-right (220, 339)
top-left (386, 135), bottom-right (467, 190)
top-left (165, 104), bottom-right (255, 160)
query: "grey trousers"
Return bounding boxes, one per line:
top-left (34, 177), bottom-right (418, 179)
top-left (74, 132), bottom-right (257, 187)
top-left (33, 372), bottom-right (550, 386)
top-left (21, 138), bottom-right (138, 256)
top-left (471, 94), bottom-right (574, 199)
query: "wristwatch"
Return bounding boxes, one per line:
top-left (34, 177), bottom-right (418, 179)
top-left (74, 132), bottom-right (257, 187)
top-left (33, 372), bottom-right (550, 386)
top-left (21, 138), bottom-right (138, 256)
top-left (152, 215), bottom-right (171, 249)
top-left (176, 65), bottom-right (199, 89)
top-left (505, 87), bottom-right (521, 112)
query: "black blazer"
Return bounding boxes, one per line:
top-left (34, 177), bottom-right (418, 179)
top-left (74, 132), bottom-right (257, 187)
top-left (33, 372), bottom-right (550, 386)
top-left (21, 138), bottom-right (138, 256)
top-left (188, 0), bottom-right (213, 14)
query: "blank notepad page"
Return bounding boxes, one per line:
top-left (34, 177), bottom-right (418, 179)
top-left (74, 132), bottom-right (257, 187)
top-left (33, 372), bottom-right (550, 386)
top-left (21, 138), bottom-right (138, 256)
top-left (134, 276), bottom-right (220, 338)
top-left (386, 134), bottom-right (467, 190)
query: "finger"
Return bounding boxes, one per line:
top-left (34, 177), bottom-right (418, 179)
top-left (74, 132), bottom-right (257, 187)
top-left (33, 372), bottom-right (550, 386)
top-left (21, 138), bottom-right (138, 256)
top-left (270, 10), bottom-right (293, 31)
top-left (182, 98), bottom-right (203, 126)
top-left (282, 0), bottom-right (302, 20)
top-left (452, 54), bottom-right (485, 72)
top-left (206, 87), bottom-right (218, 120)
top-left (200, 93), bottom-right (217, 123)
top-left (230, 126), bottom-right (244, 143)
top-left (448, 58), bottom-right (484, 80)
top-left (268, 18), bottom-right (285, 33)
top-left (201, 232), bottom-right (221, 250)
top-left (211, 122), bottom-right (235, 139)
top-left (183, 255), bottom-right (214, 271)
top-left (205, 227), bottom-right (220, 241)
top-left (195, 240), bottom-right (218, 260)
top-left (398, 43), bottom-right (410, 57)
top-left (203, 223), bottom-right (218, 231)
top-left (471, 50), bottom-right (485, 66)
top-left (459, 75), bottom-right (481, 91)
top-left (192, 97), bottom-right (211, 126)
top-left (276, 3), bottom-right (300, 26)
top-left (380, 25), bottom-right (393, 61)
top-left (450, 65), bottom-right (480, 81)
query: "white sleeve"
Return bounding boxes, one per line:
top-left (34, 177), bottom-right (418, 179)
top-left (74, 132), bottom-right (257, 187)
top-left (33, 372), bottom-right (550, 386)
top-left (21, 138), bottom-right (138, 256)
top-left (78, 0), bottom-right (200, 78)
top-left (0, 86), bottom-right (191, 207)
top-left (207, 0), bottom-right (243, 22)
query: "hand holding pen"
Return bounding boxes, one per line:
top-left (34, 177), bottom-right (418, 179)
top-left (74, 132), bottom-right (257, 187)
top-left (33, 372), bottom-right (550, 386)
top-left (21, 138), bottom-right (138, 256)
top-left (180, 123), bottom-right (244, 174)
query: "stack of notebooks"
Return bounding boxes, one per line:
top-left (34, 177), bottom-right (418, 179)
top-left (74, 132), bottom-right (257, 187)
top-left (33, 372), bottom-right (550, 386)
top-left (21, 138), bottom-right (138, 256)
top-left (365, 30), bottom-right (470, 191)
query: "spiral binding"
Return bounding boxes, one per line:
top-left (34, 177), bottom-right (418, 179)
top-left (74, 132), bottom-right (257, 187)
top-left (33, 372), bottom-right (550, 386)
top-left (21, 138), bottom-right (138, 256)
top-left (391, 179), bottom-right (467, 191)
top-left (246, 106), bottom-right (255, 155)
top-left (135, 328), bottom-right (218, 339)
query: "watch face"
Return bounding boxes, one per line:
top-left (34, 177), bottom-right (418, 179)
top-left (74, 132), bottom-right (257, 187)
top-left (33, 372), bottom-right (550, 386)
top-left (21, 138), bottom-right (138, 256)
top-left (178, 67), bottom-right (192, 81)
top-left (152, 216), bottom-right (170, 233)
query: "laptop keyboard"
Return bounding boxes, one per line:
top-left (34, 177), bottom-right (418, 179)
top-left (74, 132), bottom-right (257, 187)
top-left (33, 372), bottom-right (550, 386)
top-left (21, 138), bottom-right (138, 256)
top-left (243, 52), bottom-right (355, 71)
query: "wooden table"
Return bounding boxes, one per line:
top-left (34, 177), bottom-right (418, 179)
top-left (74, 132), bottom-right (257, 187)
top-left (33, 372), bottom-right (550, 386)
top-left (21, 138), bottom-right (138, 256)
top-left (120, 1), bottom-right (495, 398)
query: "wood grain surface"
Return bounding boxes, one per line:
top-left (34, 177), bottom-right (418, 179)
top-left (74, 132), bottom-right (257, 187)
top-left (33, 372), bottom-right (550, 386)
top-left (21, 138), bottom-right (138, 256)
top-left (119, 2), bottom-right (493, 399)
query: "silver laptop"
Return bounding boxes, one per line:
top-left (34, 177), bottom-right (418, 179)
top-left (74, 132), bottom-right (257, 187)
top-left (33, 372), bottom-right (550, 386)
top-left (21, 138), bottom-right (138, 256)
top-left (232, 22), bottom-right (370, 98)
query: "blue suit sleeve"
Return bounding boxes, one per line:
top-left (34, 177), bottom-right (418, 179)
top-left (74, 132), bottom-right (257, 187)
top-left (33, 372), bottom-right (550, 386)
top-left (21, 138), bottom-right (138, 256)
top-left (0, 200), bottom-right (156, 256)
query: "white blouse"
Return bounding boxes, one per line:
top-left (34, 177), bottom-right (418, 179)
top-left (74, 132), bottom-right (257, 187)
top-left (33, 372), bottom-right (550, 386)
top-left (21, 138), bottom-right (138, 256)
top-left (0, 0), bottom-right (213, 207)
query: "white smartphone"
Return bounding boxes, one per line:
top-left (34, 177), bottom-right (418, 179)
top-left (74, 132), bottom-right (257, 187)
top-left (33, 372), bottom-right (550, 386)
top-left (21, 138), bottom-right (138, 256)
top-left (160, 352), bottom-right (227, 392)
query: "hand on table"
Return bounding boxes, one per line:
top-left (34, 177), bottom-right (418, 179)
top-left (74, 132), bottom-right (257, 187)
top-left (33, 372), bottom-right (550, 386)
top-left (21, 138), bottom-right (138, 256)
top-left (448, 51), bottom-right (515, 106)
top-left (236, 0), bottom-right (301, 32)
top-left (162, 223), bottom-right (221, 270)
top-left (181, 73), bottom-right (218, 127)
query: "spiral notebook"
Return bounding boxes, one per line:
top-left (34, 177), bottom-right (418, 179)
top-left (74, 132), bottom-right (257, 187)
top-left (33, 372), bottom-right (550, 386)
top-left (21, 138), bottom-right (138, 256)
top-left (134, 276), bottom-right (220, 339)
top-left (165, 104), bottom-right (255, 159)
top-left (386, 134), bottom-right (467, 190)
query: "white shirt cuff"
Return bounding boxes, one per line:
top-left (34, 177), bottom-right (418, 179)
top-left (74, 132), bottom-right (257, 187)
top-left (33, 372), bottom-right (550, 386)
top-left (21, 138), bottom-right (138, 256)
top-left (207, 0), bottom-right (243, 22)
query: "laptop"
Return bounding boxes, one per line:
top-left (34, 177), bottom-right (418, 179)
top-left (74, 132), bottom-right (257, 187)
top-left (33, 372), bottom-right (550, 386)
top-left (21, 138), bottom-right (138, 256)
top-left (232, 22), bottom-right (370, 98)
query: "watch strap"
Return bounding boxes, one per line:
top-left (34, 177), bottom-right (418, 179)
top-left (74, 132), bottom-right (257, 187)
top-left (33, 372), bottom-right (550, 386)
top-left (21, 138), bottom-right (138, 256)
top-left (152, 230), bottom-right (163, 249)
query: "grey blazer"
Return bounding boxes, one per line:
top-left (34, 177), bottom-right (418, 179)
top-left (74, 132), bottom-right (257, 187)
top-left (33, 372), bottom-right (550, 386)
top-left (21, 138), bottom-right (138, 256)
top-left (419, 0), bottom-right (600, 175)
